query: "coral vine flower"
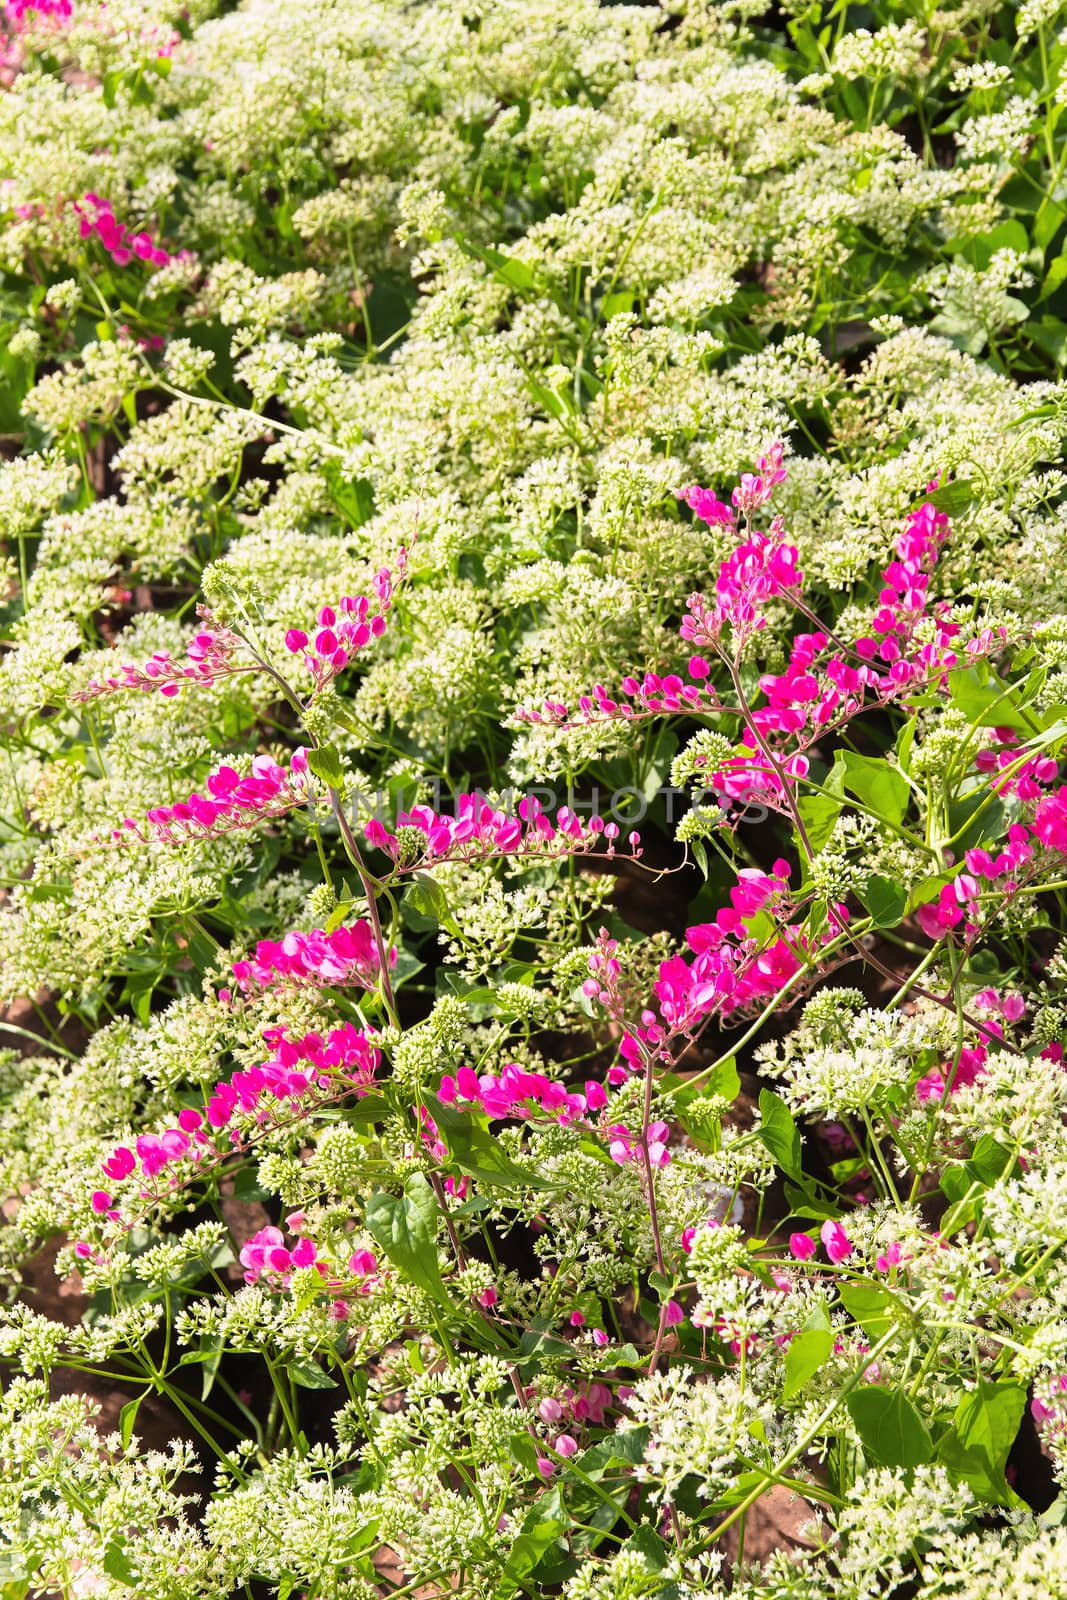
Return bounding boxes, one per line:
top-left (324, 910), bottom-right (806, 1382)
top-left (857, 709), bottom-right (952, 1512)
top-left (365, 793), bottom-right (634, 871)
top-left (283, 564), bottom-right (402, 690)
top-left (5, 0), bottom-right (72, 25)
top-left (820, 1220), bottom-right (853, 1263)
top-left (73, 624), bottom-right (246, 702)
top-left (74, 193), bottom-right (171, 269)
top-left (113, 750), bottom-right (314, 845)
top-left (232, 922), bottom-right (393, 994)
top-left (102, 1024), bottom-right (380, 1193)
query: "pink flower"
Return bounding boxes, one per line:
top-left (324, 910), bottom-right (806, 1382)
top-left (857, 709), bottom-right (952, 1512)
top-left (348, 1249), bottom-right (377, 1276)
top-left (679, 485), bottom-right (735, 527)
top-left (789, 1232), bottom-right (816, 1260)
top-left (102, 1146), bottom-right (136, 1181)
top-left (554, 1434), bottom-right (578, 1458)
top-left (820, 1220), bottom-right (853, 1264)
top-left (664, 1299), bottom-right (684, 1327)
top-left (538, 1397), bottom-right (562, 1424)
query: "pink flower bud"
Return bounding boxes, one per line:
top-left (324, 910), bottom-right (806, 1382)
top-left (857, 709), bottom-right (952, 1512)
top-left (789, 1233), bottom-right (816, 1260)
top-left (285, 629), bottom-right (308, 653)
top-left (555, 1434), bottom-right (578, 1458)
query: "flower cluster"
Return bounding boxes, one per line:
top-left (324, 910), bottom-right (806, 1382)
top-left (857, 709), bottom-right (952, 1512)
top-left (438, 1062), bottom-right (608, 1126)
top-left (282, 559), bottom-right (404, 690)
top-left (365, 793), bottom-right (635, 871)
top-left (73, 194), bottom-right (172, 271)
top-left (114, 751), bottom-right (313, 845)
top-left (99, 1021), bottom-right (380, 1205)
top-left (231, 921), bottom-right (392, 994)
top-left (73, 624), bottom-right (246, 702)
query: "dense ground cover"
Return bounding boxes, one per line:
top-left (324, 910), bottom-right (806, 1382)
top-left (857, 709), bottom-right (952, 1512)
top-left (3, 0), bottom-right (1067, 1594)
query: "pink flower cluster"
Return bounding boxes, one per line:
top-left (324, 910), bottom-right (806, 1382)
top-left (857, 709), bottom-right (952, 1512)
top-left (115, 750), bottom-right (313, 844)
top-left (238, 1226), bottom-right (378, 1311)
top-left (1031, 1374), bottom-right (1067, 1437)
top-left (232, 922), bottom-right (392, 995)
top-left (644, 861), bottom-right (817, 1037)
top-left (239, 1225), bottom-right (326, 1286)
top-left (581, 866), bottom-right (836, 1093)
top-left (607, 1120), bottom-right (671, 1169)
top-left (514, 664), bottom-right (721, 729)
top-left (532, 1381), bottom-right (617, 1475)
top-left (681, 518), bottom-right (802, 648)
top-left (788, 1223), bottom-right (905, 1273)
top-left (365, 794), bottom-right (634, 872)
top-left (915, 1043), bottom-right (990, 1106)
top-left (856, 495), bottom-right (953, 663)
top-left (438, 1063), bottom-right (608, 1125)
top-left (74, 626), bottom-right (244, 703)
top-left (976, 727), bottom-right (1059, 800)
top-left (99, 1023), bottom-right (380, 1197)
top-left (518, 464), bottom-right (1000, 769)
top-left (915, 786), bottom-right (1067, 944)
top-left (4, 0), bottom-right (70, 24)
top-left (733, 441), bottom-right (790, 515)
top-left (205, 1022), bottom-right (380, 1131)
top-left (283, 563), bottom-right (402, 690)
top-left (74, 193), bottom-right (172, 269)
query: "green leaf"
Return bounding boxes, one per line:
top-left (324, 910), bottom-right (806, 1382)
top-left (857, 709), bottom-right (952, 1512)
top-left (948, 665), bottom-right (1034, 733)
top-left (320, 459), bottom-right (373, 525)
top-left (919, 478), bottom-right (976, 517)
top-left (935, 1382), bottom-right (1026, 1505)
top-left (829, 750), bottom-right (910, 828)
top-left (758, 1090), bottom-right (803, 1181)
top-left (365, 1172), bottom-right (449, 1306)
top-left (956, 1380), bottom-right (1025, 1472)
top-left (859, 873), bottom-right (907, 929)
top-left (119, 1391), bottom-right (147, 1449)
top-left (456, 237), bottom-right (535, 292)
top-left (403, 872), bottom-right (455, 931)
top-left (427, 1096), bottom-right (559, 1191)
top-left (601, 290), bottom-right (635, 319)
top-left (838, 1282), bottom-right (897, 1342)
top-left (797, 791), bottom-right (842, 854)
top-left (102, 1543), bottom-right (135, 1586)
top-left (846, 1386), bottom-right (932, 1469)
top-left (1041, 253), bottom-right (1067, 302)
top-left (965, 1134), bottom-right (1016, 1187)
top-left (289, 1359), bottom-right (339, 1390)
top-left (306, 743), bottom-right (344, 790)
top-left (703, 1055), bottom-right (740, 1103)
top-left (783, 1303), bottom-right (833, 1400)
top-left (500, 1487), bottom-right (566, 1589)
top-left (689, 837), bottom-right (709, 880)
